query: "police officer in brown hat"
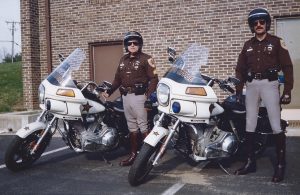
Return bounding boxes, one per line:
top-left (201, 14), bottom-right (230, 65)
top-left (234, 8), bottom-right (294, 182)
top-left (103, 31), bottom-right (158, 166)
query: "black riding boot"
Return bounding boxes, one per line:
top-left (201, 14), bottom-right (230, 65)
top-left (235, 132), bottom-right (256, 175)
top-left (120, 132), bottom-right (139, 166)
top-left (272, 132), bottom-right (286, 182)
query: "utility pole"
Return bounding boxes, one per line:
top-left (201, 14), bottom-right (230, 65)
top-left (6, 21), bottom-right (20, 63)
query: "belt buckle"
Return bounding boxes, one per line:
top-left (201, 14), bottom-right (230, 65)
top-left (254, 73), bottom-right (262, 80)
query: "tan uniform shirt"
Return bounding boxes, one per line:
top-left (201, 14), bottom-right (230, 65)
top-left (236, 33), bottom-right (293, 94)
top-left (110, 52), bottom-right (159, 98)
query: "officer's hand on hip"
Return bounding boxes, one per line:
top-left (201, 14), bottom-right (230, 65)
top-left (280, 92), bottom-right (291, 104)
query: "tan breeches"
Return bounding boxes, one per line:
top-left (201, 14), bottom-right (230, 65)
top-left (122, 93), bottom-right (148, 133)
top-left (245, 79), bottom-right (282, 134)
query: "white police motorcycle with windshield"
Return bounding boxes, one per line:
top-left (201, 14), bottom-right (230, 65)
top-left (4, 48), bottom-right (133, 171)
top-left (128, 43), bottom-right (289, 186)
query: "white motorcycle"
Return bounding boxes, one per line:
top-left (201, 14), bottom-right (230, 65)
top-left (128, 43), bottom-right (255, 186)
top-left (5, 48), bottom-right (132, 171)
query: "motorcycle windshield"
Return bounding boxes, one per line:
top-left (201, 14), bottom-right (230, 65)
top-left (164, 43), bottom-right (209, 85)
top-left (46, 48), bottom-right (86, 88)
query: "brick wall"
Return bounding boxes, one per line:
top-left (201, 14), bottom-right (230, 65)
top-left (21, 0), bottom-right (300, 110)
top-left (21, 0), bottom-right (41, 110)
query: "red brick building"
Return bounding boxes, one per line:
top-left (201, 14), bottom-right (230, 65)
top-left (21, 0), bottom-right (300, 110)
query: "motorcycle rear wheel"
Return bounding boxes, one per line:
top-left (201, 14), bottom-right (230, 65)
top-left (128, 143), bottom-right (158, 186)
top-left (5, 130), bottom-right (52, 172)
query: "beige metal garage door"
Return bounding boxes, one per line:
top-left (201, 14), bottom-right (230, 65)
top-left (276, 18), bottom-right (300, 108)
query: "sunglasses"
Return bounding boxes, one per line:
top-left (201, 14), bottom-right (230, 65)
top-left (127, 41), bottom-right (139, 46)
top-left (254, 19), bottom-right (266, 26)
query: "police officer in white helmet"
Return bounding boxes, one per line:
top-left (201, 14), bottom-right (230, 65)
top-left (103, 31), bottom-right (158, 166)
top-left (235, 8), bottom-right (294, 182)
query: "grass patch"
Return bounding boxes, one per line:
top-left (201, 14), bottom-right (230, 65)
top-left (0, 61), bottom-right (23, 113)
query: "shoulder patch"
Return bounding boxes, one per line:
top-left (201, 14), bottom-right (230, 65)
top-left (280, 39), bottom-right (288, 50)
top-left (148, 58), bottom-right (156, 68)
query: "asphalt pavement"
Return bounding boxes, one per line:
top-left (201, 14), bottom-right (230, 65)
top-left (0, 127), bottom-right (299, 195)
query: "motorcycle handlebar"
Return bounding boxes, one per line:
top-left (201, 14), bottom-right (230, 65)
top-left (96, 86), bottom-right (105, 92)
top-left (224, 84), bottom-right (235, 93)
top-left (214, 78), bottom-right (235, 94)
top-left (96, 81), bottom-right (112, 93)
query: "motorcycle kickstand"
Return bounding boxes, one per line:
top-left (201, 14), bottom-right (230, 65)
top-left (217, 161), bottom-right (231, 175)
top-left (100, 153), bottom-right (113, 166)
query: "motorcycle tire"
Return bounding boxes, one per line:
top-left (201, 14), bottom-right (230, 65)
top-left (5, 130), bottom-right (52, 172)
top-left (128, 143), bottom-right (158, 186)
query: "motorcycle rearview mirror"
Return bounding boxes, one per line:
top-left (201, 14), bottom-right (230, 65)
top-left (167, 47), bottom-right (176, 63)
top-left (228, 77), bottom-right (240, 85)
top-left (58, 53), bottom-right (65, 62)
top-left (168, 57), bottom-right (175, 63)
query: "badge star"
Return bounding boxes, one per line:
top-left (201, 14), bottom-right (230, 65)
top-left (82, 102), bottom-right (93, 112)
top-left (153, 131), bottom-right (159, 136)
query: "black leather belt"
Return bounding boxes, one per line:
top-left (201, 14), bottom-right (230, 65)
top-left (124, 87), bottom-right (135, 94)
top-left (247, 71), bottom-right (278, 82)
top-left (253, 72), bottom-right (268, 80)
top-left (120, 84), bottom-right (147, 96)
top-left (120, 86), bottom-right (135, 94)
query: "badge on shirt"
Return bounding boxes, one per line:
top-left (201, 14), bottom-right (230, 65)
top-left (134, 60), bottom-right (140, 66)
top-left (246, 47), bottom-right (253, 52)
top-left (148, 58), bottom-right (156, 68)
top-left (280, 39), bottom-right (288, 50)
top-left (119, 63), bottom-right (125, 69)
top-left (133, 60), bottom-right (140, 70)
top-left (267, 44), bottom-right (273, 52)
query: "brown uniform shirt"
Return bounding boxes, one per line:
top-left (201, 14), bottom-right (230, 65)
top-left (110, 52), bottom-right (159, 98)
top-left (236, 33), bottom-right (293, 94)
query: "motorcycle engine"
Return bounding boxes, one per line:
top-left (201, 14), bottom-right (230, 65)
top-left (191, 125), bottom-right (238, 161)
top-left (81, 117), bottom-right (118, 152)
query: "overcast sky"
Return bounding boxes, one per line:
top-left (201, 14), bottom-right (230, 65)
top-left (0, 0), bottom-right (21, 61)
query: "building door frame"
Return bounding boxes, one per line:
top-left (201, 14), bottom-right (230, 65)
top-left (275, 16), bottom-right (300, 108)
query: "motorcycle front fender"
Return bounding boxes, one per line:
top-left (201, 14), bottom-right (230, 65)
top-left (16, 121), bottom-right (47, 138)
top-left (144, 126), bottom-right (168, 147)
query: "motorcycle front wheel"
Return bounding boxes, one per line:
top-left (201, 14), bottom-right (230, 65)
top-left (5, 130), bottom-right (52, 172)
top-left (128, 143), bottom-right (158, 186)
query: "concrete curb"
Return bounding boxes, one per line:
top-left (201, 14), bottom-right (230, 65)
top-left (0, 110), bottom-right (41, 132)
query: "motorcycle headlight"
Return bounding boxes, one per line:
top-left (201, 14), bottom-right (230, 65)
top-left (38, 84), bottom-right (45, 104)
top-left (157, 83), bottom-right (170, 106)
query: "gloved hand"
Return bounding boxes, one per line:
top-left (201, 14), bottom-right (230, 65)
top-left (102, 90), bottom-right (110, 98)
top-left (280, 92), bottom-right (291, 104)
top-left (144, 99), bottom-right (152, 110)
